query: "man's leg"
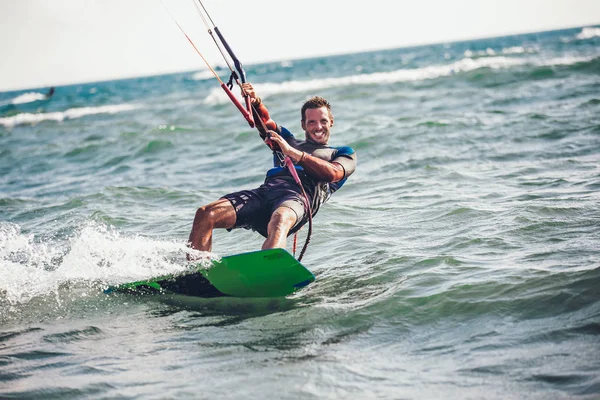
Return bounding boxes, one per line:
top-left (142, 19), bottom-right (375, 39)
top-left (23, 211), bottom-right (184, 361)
top-left (262, 206), bottom-right (298, 250)
top-left (188, 198), bottom-right (237, 255)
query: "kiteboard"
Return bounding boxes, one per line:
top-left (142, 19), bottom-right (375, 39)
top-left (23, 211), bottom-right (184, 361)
top-left (104, 248), bottom-right (315, 298)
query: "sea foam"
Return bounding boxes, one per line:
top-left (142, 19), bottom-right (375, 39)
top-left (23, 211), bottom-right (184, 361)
top-left (8, 92), bottom-right (48, 105)
top-left (576, 27), bottom-right (600, 40)
top-left (0, 221), bottom-right (214, 306)
top-left (202, 56), bottom-right (528, 103)
top-left (0, 103), bottom-right (142, 128)
top-left (203, 52), bottom-right (599, 104)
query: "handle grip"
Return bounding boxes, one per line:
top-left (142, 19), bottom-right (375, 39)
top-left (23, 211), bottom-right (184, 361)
top-left (244, 95), bottom-right (255, 127)
top-left (221, 83), bottom-right (255, 128)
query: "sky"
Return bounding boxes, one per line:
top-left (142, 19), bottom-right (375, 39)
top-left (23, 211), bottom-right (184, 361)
top-left (0, 0), bottom-right (599, 92)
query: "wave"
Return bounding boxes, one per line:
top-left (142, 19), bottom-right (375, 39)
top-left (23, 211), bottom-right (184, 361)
top-left (576, 27), bottom-right (600, 40)
top-left (0, 92), bottom-right (48, 107)
top-left (191, 60), bottom-right (293, 82)
top-left (0, 221), bottom-right (213, 308)
top-left (191, 69), bottom-right (217, 81)
top-left (0, 103), bottom-right (142, 128)
top-left (203, 54), bottom-right (598, 103)
top-left (464, 46), bottom-right (538, 58)
top-left (203, 56), bottom-right (526, 103)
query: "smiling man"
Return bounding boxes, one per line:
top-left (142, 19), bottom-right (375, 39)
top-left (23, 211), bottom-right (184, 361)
top-left (187, 83), bottom-right (357, 256)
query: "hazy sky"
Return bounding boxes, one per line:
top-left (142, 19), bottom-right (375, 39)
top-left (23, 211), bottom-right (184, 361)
top-left (1, 0), bottom-right (599, 92)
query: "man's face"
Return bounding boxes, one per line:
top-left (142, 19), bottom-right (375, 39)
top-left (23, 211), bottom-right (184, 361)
top-left (302, 107), bottom-right (334, 145)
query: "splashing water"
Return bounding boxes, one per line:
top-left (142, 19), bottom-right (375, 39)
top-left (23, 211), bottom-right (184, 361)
top-left (0, 221), bottom-right (215, 307)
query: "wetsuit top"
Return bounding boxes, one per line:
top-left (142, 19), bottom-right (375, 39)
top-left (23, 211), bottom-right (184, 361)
top-left (265, 125), bottom-right (357, 215)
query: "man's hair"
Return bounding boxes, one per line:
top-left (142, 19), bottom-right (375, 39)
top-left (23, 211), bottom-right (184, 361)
top-left (301, 96), bottom-right (332, 122)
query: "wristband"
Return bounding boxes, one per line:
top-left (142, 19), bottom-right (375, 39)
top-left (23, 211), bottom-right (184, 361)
top-left (298, 152), bottom-right (306, 164)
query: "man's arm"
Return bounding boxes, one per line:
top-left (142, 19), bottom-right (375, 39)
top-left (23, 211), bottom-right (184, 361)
top-left (267, 131), bottom-right (355, 183)
top-left (298, 153), bottom-right (348, 183)
top-left (240, 83), bottom-right (356, 183)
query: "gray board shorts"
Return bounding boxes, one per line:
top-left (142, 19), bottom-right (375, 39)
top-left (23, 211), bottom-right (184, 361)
top-left (222, 176), bottom-right (309, 238)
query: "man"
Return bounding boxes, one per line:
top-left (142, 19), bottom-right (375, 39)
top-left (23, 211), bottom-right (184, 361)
top-left (187, 83), bottom-right (357, 258)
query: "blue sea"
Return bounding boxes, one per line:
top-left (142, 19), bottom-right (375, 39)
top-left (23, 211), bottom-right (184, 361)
top-left (1, 25), bottom-right (600, 399)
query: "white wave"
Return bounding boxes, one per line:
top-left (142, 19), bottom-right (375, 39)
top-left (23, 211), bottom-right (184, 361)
top-left (9, 92), bottom-right (48, 105)
top-left (191, 69), bottom-right (217, 81)
top-left (0, 92), bottom-right (47, 107)
top-left (576, 27), bottom-right (600, 40)
top-left (464, 46), bottom-right (537, 58)
top-left (202, 53), bottom-right (599, 104)
top-left (508, 54), bottom-right (593, 68)
top-left (539, 54), bottom-right (597, 66)
top-left (0, 221), bottom-right (216, 306)
top-left (0, 103), bottom-right (142, 128)
top-left (463, 48), bottom-right (497, 57)
top-left (501, 46), bottom-right (537, 55)
top-left (203, 56), bottom-right (527, 103)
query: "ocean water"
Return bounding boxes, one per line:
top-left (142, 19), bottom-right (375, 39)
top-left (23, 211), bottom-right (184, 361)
top-left (1, 25), bottom-right (599, 399)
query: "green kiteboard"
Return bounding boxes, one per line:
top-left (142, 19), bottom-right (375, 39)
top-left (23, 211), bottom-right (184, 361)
top-left (104, 248), bottom-right (315, 298)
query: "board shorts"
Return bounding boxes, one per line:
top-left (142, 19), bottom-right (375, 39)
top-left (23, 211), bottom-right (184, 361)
top-left (222, 177), bottom-right (309, 238)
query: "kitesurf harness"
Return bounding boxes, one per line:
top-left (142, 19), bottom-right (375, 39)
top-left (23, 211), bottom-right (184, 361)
top-left (162, 0), bottom-right (312, 261)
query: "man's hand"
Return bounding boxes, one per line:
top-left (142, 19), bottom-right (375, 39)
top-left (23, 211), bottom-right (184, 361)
top-left (266, 130), bottom-right (304, 163)
top-left (241, 83), bottom-right (260, 104)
